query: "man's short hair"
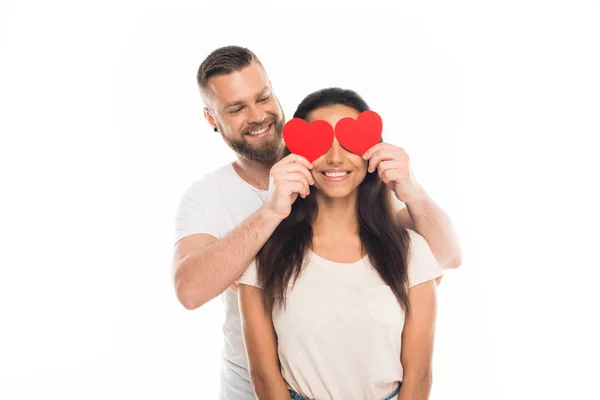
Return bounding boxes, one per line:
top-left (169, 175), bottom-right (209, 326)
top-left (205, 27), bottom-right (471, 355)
top-left (197, 46), bottom-right (261, 90)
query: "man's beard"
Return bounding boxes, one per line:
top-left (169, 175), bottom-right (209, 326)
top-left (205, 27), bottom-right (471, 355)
top-left (219, 118), bottom-right (284, 163)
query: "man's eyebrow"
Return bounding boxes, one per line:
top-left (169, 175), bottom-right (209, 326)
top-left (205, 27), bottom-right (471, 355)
top-left (256, 87), bottom-right (270, 97)
top-left (223, 100), bottom-right (244, 110)
top-left (223, 87), bottom-right (271, 110)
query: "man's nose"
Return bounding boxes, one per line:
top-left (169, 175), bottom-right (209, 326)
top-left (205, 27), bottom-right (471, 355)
top-left (247, 105), bottom-right (267, 125)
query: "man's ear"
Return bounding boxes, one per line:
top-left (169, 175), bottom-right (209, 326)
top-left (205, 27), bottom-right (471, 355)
top-left (203, 107), bottom-right (217, 131)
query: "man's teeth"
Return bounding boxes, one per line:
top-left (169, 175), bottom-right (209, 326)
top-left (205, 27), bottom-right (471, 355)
top-left (324, 172), bottom-right (349, 177)
top-left (248, 124), bottom-right (270, 136)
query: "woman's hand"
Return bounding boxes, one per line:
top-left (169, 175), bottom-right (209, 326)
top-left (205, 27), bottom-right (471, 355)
top-left (398, 279), bottom-right (438, 399)
top-left (238, 284), bottom-right (291, 399)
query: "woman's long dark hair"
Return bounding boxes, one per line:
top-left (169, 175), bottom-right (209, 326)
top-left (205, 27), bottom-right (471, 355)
top-left (256, 88), bottom-right (411, 316)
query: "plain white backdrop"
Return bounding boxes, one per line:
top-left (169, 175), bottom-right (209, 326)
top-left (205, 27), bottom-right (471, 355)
top-left (1, 0), bottom-right (599, 399)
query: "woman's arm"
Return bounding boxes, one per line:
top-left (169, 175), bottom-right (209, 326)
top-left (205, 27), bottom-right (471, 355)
top-left (238, 283), bottom-right (290, 399)
top-left (398, 279), bottom-right (438, 399)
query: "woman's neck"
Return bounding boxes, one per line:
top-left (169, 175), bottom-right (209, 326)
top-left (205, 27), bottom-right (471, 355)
top-left (312, 194), bottom-right (360, 237)
top-left (311, 194), bottom-right (364, 262)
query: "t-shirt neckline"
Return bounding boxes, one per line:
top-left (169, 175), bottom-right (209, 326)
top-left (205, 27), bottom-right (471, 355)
top-left (308, 249), bottom-right (369, 266)
top-left (228, 163), bottom-right (268, 194)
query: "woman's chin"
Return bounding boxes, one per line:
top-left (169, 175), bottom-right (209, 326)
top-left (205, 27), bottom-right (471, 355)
top-left (314, 189), bottom-right (357, 201)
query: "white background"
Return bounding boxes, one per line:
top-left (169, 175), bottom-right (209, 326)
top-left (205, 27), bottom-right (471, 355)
top-left (1, 0), bottom-right (599, 399)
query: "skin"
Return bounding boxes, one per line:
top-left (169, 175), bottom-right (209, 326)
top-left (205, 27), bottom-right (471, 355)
top-left (173, 60), bottom-right (460, 311)
top-left (239, 104), bottom-right (438, 398)
top-left (306, 105), bottom-right (368, 263)
top-left (202, 60), bottom-right (285, 188)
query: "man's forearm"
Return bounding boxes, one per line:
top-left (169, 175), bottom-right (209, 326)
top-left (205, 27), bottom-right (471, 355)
top-left (401, 187), bottom-right (462, 269)
top-left (175, 207), bottom-right (283, 309)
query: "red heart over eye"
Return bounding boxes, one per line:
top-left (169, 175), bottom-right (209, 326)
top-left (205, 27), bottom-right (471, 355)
top-left (282, 118), bottom-right (334, 162)
top-left (334, 110), bottom-right (382, 155)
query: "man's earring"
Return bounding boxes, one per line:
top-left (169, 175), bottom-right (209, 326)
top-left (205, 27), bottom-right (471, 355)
top-left (214, 127), bottom-right (218, 132)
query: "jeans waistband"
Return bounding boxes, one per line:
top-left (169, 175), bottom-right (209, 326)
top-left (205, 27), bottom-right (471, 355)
top-left (289, 383), bottom-right (401, 400)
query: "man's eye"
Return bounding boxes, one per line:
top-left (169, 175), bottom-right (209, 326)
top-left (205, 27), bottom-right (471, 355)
top-left (258, 96), bottom-right (270, 103)
top-left (230, 108), bottom-right (242, 114)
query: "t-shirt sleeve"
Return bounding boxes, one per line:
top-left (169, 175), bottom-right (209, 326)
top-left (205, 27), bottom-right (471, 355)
top-left (391, 192), bottom-right (407, 212)
top-left (237, 260), bottom-right (262, 288)
top-left (407, 230), bottom-right (443, 287)
top-left (174, 181), bottom-right (220, 244)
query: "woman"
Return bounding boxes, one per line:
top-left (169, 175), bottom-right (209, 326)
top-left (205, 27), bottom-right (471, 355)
top-left (238, 88), bottom-right (442, 400)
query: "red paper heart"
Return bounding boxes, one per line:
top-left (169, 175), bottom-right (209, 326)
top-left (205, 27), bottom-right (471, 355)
top-left (283, 118), bottom-right (334, 162)
top-left (334, 110), bottom-right (382, 155)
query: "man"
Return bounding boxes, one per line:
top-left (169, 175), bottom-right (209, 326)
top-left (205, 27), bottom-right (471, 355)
top-left (173, 45), bottom-right (461, 399)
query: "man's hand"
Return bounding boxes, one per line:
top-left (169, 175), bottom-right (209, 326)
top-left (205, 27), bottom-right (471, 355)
top-left (363, 142), bottom-right (422, 202)
top-left (262, 154), bottom-right (314, 220)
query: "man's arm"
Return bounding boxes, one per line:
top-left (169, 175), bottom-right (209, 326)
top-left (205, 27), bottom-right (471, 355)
top-left (172, 154), bottom-right (314, 310)
top-left (239, 284), bottom-right (290, 399)
top-left (173, 207), bottom-right (284, 310)
top-left (398, 279), bottom-right (438, 400)
top-left (397, 188), bottom-right (462, 270)
top-left (362, 142), bottom-right (462, 270)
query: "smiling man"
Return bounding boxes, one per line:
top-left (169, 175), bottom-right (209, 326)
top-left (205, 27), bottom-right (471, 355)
top-left (172, 45), bottom-right (461, 399)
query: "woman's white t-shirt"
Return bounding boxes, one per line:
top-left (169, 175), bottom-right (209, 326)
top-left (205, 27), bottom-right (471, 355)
top-left (238, 229), bottom-right (443, 400)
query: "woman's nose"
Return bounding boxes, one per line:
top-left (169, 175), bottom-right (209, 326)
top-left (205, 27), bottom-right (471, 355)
top-left (325, 137), bottom-right (344, 165)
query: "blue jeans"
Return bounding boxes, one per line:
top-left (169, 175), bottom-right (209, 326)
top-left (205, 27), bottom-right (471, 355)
top-left (289, 383), bottom-right (401, 400)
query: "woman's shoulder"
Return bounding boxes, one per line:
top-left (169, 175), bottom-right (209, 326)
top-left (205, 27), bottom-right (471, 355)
top-left (405, 228), bottom-right (426, 246)
top-left (404, 229), bottom-right (443, 287)
top-left (404, 229), bottom-right (433, 259)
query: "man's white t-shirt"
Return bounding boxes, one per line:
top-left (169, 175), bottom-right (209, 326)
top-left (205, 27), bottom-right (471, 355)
top-left (174, 163), bottom-right (406, 400)
top-left (238, 229), bottom-right (442, 400)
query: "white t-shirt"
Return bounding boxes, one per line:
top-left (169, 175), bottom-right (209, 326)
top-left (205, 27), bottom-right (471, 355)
top-left (175, 163), bottom-right (268, 399)
top-left (174, 162), bottom-right (407, 400)
top-left (238, 230), bottom-right (442, 400)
